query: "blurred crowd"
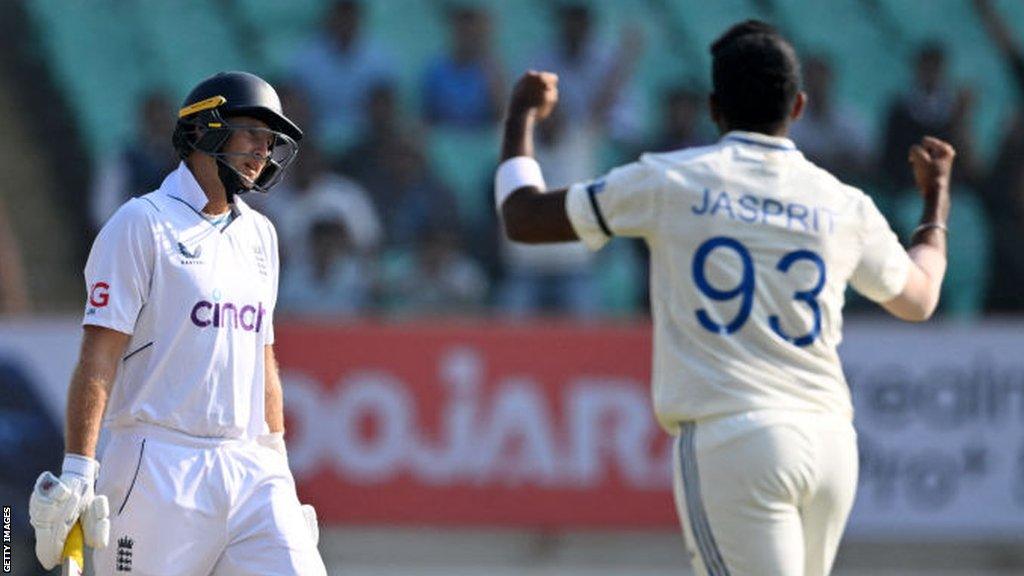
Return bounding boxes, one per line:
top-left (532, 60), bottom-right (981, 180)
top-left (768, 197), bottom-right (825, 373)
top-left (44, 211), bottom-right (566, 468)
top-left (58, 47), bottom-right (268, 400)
top-left (12, 0), bottom-right (1017, 320)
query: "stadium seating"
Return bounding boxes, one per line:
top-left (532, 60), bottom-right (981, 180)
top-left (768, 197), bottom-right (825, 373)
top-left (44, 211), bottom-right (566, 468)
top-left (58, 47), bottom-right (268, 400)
top-left (882, 0), bottom-right (1014, 158)
top-left (29, 0), bottom-right (1022, 163)
top-left (129, 0), bottom-right (254, 87)
top-left (23, 0), bottom-right (1016, 316)
top-left (233, 0), bottom-right (325, 77)
top-left (24, 0), bottom-right (146, 156)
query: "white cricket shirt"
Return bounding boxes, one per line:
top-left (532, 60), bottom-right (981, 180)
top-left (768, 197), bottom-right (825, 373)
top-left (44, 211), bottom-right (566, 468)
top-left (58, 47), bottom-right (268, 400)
top-left (83, 162), bottom-right (279, 439)
top-left (566, 131), bottom-right (911, 430)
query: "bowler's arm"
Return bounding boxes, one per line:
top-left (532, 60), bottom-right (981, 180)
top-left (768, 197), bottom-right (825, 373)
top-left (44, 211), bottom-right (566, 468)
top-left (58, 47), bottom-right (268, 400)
top-left (497, 72), bottom-right (577, 244)
top-left (880, 137), bottom-right (954, 322)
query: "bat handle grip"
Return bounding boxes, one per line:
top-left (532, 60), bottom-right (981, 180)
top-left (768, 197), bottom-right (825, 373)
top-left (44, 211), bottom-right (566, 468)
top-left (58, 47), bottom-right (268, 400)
top-left (61, 521), bottom-right (85, 576)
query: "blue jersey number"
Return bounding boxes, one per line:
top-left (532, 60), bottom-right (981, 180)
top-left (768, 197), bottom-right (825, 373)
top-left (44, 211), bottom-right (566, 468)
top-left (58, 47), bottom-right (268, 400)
top-left (692, 237), bottom-right (755, 335)
top-left (692, 237), bottom-right (826, 346)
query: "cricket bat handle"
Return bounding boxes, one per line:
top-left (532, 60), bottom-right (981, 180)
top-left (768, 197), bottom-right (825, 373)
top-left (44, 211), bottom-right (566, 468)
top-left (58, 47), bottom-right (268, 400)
top-left (61, 521), bottom-right (85, 576)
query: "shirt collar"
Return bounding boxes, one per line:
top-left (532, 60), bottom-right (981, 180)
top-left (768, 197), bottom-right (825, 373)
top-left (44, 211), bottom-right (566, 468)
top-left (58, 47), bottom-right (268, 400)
top-left (161, 161), bottom-right (211, 213)
top-left (722, 130), bottom-right (798, 152)
top-left (232, 195), bottom-right (251, 217)
top-left (161, 161), bottom-right (247, 219)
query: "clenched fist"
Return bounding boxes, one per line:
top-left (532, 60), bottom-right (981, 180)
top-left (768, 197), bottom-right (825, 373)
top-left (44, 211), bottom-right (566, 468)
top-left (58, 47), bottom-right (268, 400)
top-left (508, 71), bottom-right (559, 120)
top-left (909, 136), bottom-right (956, 196)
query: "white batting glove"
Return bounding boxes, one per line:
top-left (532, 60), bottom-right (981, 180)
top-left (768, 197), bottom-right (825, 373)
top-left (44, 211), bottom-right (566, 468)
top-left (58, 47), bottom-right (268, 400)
top-left (257, 433), bottom-right (320, 545)
top-left (29, 455), bottom-right (110, 569)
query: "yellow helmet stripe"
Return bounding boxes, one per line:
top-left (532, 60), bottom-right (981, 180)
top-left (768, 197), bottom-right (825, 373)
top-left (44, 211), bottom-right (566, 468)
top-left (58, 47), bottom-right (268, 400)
top-left (178, 95), bottom-right (226, 118)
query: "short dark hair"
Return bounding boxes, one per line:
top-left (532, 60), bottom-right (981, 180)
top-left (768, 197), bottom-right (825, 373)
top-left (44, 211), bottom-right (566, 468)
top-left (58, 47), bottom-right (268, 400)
top-left (710, 20), bottom-right (801, 133)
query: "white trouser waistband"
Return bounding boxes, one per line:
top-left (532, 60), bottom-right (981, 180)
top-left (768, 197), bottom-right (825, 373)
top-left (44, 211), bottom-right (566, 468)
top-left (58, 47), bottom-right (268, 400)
top-left (107, 422), bottom-right (250, 449)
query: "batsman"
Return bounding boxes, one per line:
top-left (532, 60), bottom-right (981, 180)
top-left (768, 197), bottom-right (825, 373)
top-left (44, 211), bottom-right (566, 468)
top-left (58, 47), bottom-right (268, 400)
top-left (28, 71), bottom-right (327, 575)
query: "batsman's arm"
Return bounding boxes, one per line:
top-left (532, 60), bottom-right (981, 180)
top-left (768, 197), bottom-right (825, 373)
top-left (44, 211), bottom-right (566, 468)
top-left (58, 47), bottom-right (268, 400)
top-left (497, 71), bottom-right (577, 244)
top-left (260, 345), bottom-right (318, 544)
top-left (65, 326), bottom-right (130, 458)
top-left (264, 345), bottom-right (284, 434)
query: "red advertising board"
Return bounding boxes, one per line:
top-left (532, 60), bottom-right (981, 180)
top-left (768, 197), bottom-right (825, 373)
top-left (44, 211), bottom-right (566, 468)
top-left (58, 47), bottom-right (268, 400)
top-left (4, 318), bottom-right (1022, 537)
top-left (274, 321), bottom-right (678, 528)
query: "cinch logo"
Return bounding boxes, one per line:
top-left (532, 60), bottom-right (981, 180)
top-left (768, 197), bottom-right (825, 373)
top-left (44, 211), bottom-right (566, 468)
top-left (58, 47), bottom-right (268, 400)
top-left (89, 282), bottom-right (110, 307)
top-left (190, 300), bottom-right (266, 332)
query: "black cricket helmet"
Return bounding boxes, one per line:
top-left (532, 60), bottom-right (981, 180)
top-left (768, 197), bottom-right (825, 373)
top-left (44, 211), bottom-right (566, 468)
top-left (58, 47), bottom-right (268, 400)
top-left (172, 71), bottom-right (302, 193)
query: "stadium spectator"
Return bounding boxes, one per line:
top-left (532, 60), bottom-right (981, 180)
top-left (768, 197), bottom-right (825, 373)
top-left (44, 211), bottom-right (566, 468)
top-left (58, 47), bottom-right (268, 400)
top-left (335, 81), bottom-right (456, 248)
top-left (278, 216), bottom-right (376, 316)
top-left (649, 85), bottom-right (714, 153)
top-left (880, 42), bottom-right (979, 193)
top-left (973, 0), bottom-right (1024, 311)
top-left (363, 137), bottom-right (459, 249)
top-left (259, 142), bottom-right (381, 272)
top-left (382, 224), bottom-right (488, 316)
top-left (498, 107), bottom-right (602, 318)
top-left (790, 55), bottom-right (874, 184)
top-left (421, 5), bottom-right (505, 129)
top-left (89, 91), bottom-right (177, 232)
top-left (529, 3), bottom-right (645, 144)
top-left (0, 198), bottom-right (29, 315)
top-left (878, 40), bottom-right (993, 318)
top-left (289, 0), bottom-right (396, 153)
top-left (338, 82), bottom-right (419, 193)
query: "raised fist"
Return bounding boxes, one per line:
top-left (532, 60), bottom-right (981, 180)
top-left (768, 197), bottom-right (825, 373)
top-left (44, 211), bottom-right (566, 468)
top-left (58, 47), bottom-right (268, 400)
top-left (909, 136), bottom-right (956, 195)
top-left (508, 71), bottom-right (559, 120)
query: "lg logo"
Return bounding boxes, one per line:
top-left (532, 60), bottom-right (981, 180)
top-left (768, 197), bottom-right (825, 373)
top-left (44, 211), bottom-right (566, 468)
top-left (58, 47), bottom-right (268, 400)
top-left (89, 282), bottom-right (110, 307)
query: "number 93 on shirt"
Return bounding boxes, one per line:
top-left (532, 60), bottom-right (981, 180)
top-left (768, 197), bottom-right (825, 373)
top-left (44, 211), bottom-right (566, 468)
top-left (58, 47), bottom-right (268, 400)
top-left (691, 236), bottom-right (826, 347)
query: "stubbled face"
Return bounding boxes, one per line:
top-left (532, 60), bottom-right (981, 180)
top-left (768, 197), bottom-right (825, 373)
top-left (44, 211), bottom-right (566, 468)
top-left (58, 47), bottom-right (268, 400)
top-left (221, 116), bottom-right (274, 187)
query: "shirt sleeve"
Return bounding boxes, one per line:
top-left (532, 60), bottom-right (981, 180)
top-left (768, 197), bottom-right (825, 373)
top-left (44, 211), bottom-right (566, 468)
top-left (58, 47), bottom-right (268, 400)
top-left (564, 159), bottom-right (662, 251)
top-left (82, 199), bottom-right (155, 334)
top-left (849, 195), bottom-right (912, 303)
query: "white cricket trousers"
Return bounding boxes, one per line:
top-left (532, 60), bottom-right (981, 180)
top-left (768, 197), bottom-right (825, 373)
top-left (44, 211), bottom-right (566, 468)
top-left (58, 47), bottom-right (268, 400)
top-left (91, 424), bottom-right (328, 576)
top-left (672, 410), bottom-right (858, 576)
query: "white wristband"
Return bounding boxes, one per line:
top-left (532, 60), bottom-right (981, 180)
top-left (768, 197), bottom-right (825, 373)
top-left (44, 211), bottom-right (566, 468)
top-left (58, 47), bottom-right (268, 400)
top-left (495, 156), bottom-right (546, 211)
top-left (62, 453), bottom-right (99, 480)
